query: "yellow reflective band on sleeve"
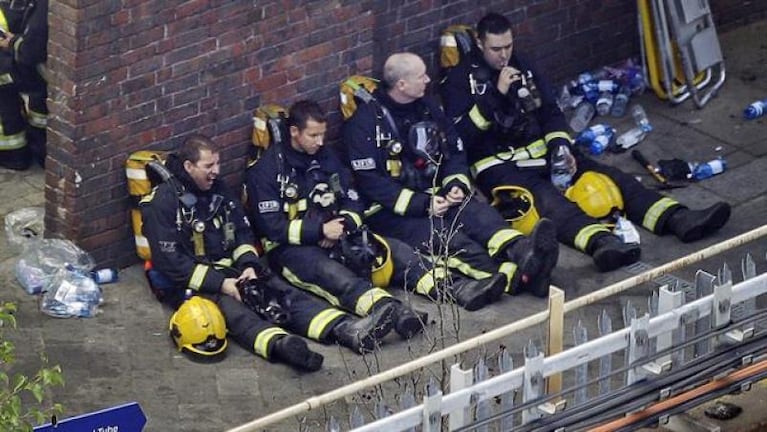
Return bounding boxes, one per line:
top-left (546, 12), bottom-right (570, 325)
top-left (25, 110), bottom-right (47, 129)
top-left (445, 257), bottom-right (493, 280)
top-left (308, 308), bottom-right (347, 341)
top-left (281, 267), bottom-right (340, 307)
top-left (0, 73), bottom-right (13, 86)
top-left (643, 197), bottom-right (679, 232)
top-left (213, 258), bottom-right (233, 268)
top-left (338, 210), bottom-right (362, 228)
top-left (393, 189), bottom-right (415, 215)
top-left (354, 287), bottom-right (393, 316)
top-left (188, 264), bottom-right (209, 291)
top-left (0, 131), bottom-right (26, 150)
top-left (288, 220), bottom-right (302, 244)
top-left (415, 266), bottom-right (448, 296)
top-left (574, 224), bottom-right (612, 252)
top-left (469, 105), bottom-right (492, 130)
top-left (0, 10), bottom-right (8, 33)
top-left (442, 173), bottom-right (472, 190)
top-left (364, 203), bottom-right (383, 218)
top-left (526, 139), bottom-right (548, 159)
top-left (498, 261), bottom-right (517, 293)
top-left (544, 131), bottom-right (573, 144)
top-left (254, 327), bottom-right (288, 358)
top-left (261, 238), bottom-right (279, 252)
top-left (487, 228), bottom-right (524, 257)
top-left (232, 244), bottom-right (257, 262)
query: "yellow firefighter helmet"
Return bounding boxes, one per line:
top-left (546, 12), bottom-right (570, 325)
top-left (565, 171), bottom-right (624, 219)
top-left (169, 296), bottom-right (228, 358)
top-left (490, 186), bottom-right (539, 235)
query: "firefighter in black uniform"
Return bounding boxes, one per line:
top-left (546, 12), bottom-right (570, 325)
top-left (246, 100), bottom-right (431, 338)
top-left (342, 52), bottom-right (559, 308)
top-left (141, 135), bottom-right (396, 371)
top-left (440, 12), bottom-right (730, 272)
top-left (0, 0), bottom-right (47, 169)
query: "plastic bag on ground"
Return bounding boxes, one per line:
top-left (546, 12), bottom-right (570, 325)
top-left (40, 267), bottom-right (103, 318)
top-left (4, 207), bottom-right (44, 254)
top-left (15, 239), bottom-right (95, 295)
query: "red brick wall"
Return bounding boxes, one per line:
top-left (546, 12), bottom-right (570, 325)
top-left (44, 0), bottom-right (764, 267)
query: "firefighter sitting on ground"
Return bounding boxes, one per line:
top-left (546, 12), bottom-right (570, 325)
top-left (439, 12), bottom-right (731, 272)
top-left (0, 0), bottom-right (48, 170)
top-left (140, 134), bottom-right (397, 371)
top-left (245, 100), bottom-right (427, 339)
top-left (341, 52), bottom-right (559, 310)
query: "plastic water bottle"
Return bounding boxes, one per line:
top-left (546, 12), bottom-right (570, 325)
top-left (691, 157), bottom-right (727, 180)
top-left (610, 86), bottom-right (631, 117)
top-left (550, 145), bottom-right (577, 191)
top-left (91, 268), bottom-right (118, 284)
top-left (631, 104), bottom-right (652, 132)
top-left (597, 80), bottom-right (619, 93)
top-left (569, 101), bottom-right (595, 132)
top-left (616, 127), bottom-right (647, 150)
top-left (596, 92), bottom-right (614, 116)
top-left (743, 98), bottom-right (767, 120)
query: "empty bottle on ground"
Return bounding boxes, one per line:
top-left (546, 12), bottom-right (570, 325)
top-left (550, 145), bottom-right (577, 191)
top-left (743, 98), bottom-right (767, 120)
top-left (690, 157), bottom-right (727, 180)
top-left (569, 101), bottom-right (595, 132)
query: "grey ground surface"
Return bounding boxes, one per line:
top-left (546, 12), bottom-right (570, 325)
top-left (1, 19), bottom-right (767, 432)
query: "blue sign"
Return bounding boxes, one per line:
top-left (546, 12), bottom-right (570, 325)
top-left (34, 401), bottom-right (146, 432)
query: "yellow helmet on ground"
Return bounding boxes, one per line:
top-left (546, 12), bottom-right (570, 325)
top-left (370, 233), bottom-right (394, 288)
top-left (169, 296), bottom-right (228, 358)
top-left (565, 171), bottom-right (624, 219)
top-left (490, 186), bottom-right (539, 235)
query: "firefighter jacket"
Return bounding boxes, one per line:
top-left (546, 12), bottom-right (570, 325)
top-left (245, 139), bottom-right (364, 249)
top-left (342, 89), bottom-right (473, 217)
top-left (0, 3), bottom-right (24, 82)
top-left (440, 49), bottom-right (572, 173)
top-left (0, 0), bottom-right (46, 75)
top-left (140, 153), bottom-right (260, 296)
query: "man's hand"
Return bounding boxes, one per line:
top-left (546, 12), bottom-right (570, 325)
top-left (238, 267), bottom-right (258, 283)
top-left (429, 195), bottom-right (451, 217)
top-left (322, 217), bottom-right (346, 241)
top-left (221, 278), bottom-right (242, 302)
top-left (318, 238), bottom-right (336, 249)
top-left (445, 186), bottom-right (466, 206)
top-left (496, 66), bottom-right (522, 96)
top-left (0, 31), bottom-right (13, 50)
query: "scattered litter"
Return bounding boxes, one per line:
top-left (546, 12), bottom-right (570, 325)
top-left (704, 401), bottom-right (742, 420)
top-left (715, 146), bottom-right (723, 152)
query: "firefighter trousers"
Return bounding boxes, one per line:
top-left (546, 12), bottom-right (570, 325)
top-left (268, 245), bottom-right (394, 317)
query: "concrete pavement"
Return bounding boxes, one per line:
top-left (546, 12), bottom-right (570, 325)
top-left (1, 19), bottom-right (767, 432)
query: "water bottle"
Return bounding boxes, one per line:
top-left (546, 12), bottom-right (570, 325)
top-left (743, 98), bottom-right (767, 120)
top-left (91, 268), bottom-right (118, 284)
top-left (550, 145), bottom-right (577, 191)
top-left (627, 68), bottom-right (646, 94)
top-left (576, 124), bottom-right (611, 143)
top-left (616, 127), bottom-right (646, 150)
top-left (597, 80), bottom-right (619, 93)
top-left (596, 91), bottom-right (614, 116)
top-left (569, 101), bottom-right (595, 132)
top-left (631, 104), bottom-right (652, 132)
top-left (610, 86), bottom-right (631, 117)
top-left (690, 157), bottom-right (727, 180)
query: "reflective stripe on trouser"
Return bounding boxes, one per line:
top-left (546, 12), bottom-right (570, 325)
top-left (0, 84), bottom-right (27, 150)
top-left (574, 224), bottom-right (613, 252)
top-left (642, 197), bottom-right (679, 233)
top-left (307, 308), bottom-right (347, 340)
top-left (470, 139), bottom-right (547, 177)
top-left (496, 261), bottom-right (517, 293)
top-left (272, 245), bottom-right (392, 315)
top-left (253, 327), bottom-right (288, 358)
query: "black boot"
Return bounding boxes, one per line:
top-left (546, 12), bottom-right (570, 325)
top-left (450, 273), bottom-right (506, 311)
top-left (390, 301), bottom-right (428, 339)
top-left (271, 335), bottom-right (324, 372)
top-left (590, 234), bottom-right (641, 272)
top-left (664, 203), bottom-right (731, 243)
top-left (331, 302), bottom-right (395, 354)
top-left (504, 218), bottom-right (559, 297)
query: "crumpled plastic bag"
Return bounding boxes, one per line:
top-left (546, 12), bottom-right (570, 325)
top-left (40, 267), bottom-right (103, 318)
top-left (15, 239), bottom-right (95, 295)
top-left (4, 207), bottom-right (44, 254)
